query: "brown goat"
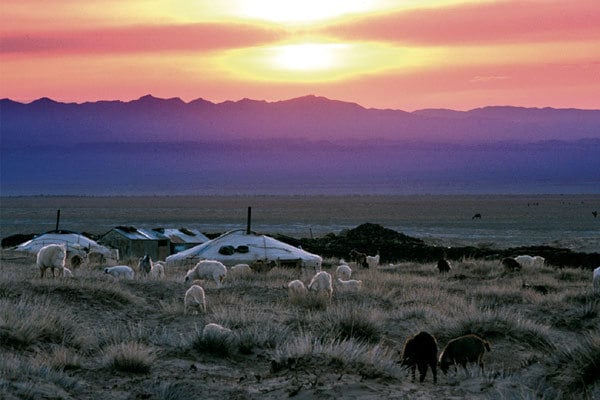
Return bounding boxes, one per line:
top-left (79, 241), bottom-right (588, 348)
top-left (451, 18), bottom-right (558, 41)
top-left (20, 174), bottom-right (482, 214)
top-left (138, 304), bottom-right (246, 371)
top-left (502, 257), bottom-right (522, 272)
top-left (349, 249), bottom-right (369, 268)
top-left (401, 331), bottom-right (438, 383)
top-left (437, 259), bottom-right (452, 273)
top-left (439, 334), bottom-right (491, 374)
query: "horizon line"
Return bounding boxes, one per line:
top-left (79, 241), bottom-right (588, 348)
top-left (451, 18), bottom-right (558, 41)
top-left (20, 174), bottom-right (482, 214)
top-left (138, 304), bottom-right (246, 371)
top-left (3, 94), bottom-right (600, 113)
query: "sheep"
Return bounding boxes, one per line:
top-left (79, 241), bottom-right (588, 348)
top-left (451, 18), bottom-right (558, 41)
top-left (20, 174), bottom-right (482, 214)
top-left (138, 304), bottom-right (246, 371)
top-left (502, 257), bottom-right (522, 272)
top-left (401, 331), bottom-right (438, 383)
top-left (184, 259), bottom-right (227, 288)
top-left (366, 252), bottom-right (380, 269)
top-left (184, 284), bottom-right (206, 314)
top-left (138, 254), bottom-right (151, 276)
top-left (307, 271), bottom-right (333, 299)
top-left (150, 260), bottom-right (165, 279)
top-left (349, 249), bottom-right (369, 268)
top-left (287, 279), bottom-right (308, 299)
top-left (439, 334), bottom-right (491, 374)
top-left (336, 264), bottom-right (352, 280)
top-left (104, 265), bottom-right (135, 280)
top-left (37, 244), bottom-right (67, 278)
top-left (335, 278), bottom-right (363, 292)
top-left (593, 266), bottom-right (600, 291)
top-left (437, 259), bottom-right (452, 273)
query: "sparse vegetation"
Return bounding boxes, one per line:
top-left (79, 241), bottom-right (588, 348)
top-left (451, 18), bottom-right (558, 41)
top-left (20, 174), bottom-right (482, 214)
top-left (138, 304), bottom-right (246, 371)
top-left (1, 249), bottom-right (598, 398)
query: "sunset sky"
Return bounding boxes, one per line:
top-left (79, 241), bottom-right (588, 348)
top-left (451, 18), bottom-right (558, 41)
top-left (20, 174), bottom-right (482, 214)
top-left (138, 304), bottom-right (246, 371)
top-left (1, 0), bottom-right (599, 110)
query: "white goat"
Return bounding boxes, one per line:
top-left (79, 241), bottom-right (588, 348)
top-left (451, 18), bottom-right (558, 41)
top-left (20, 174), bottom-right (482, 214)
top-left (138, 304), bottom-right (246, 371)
top-left (336, 278), bottom-right (363, 292)
top-left (532, 256), bottom-right (545, 267)
top-left (184, 284), bottom-right (206, 314)
top-left (150, 261), bottom-right (165, 279)
top-left (366, 253), bottom-right (380, 269)
top-left (230, 263), bottom-right (252, 275)
top-left (336, 264), bottom-right (352, 280)
top-left (593, 266), bottom-right (600, 291)
top-left (203, 323), bottom-right (233, 338)
top-left (308, 271), bottom-right (333, 299)
top-left (515, 255), bottom-right (536, 268)
top-left (37, 244), bottom-right (67, 278)
top-left (104, 265), bottom-right (135, 280)
top-left (287, 279), bottom-right (308, 300)
top-left (184, 260), bottom-right (227, 288)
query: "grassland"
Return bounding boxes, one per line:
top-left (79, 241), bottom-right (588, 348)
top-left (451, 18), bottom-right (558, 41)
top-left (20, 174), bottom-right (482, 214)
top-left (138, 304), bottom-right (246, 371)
top-left (0, 250), bottom-right (598, 399)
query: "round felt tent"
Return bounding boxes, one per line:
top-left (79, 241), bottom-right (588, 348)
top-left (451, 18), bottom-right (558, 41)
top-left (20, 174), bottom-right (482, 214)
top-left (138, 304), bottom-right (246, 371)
top-left (166, 229), bottom-right (322, 269)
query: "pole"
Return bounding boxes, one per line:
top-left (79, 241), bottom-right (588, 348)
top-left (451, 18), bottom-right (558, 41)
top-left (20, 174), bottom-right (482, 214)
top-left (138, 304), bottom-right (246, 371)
top-left (55, 209), bottom-right (61, 232)
top-left (246, 206), bottom-right (252, 234)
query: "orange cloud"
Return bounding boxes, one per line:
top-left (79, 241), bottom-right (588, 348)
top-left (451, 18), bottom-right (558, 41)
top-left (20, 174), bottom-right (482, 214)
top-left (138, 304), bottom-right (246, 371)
top-left (0, 23), bottom-right (283, 56)
top-left (321, 0), bottom-right (600, 45)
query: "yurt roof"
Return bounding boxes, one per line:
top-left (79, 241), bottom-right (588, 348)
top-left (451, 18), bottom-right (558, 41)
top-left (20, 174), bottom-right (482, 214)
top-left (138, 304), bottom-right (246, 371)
top-left (166, 229), bottom-right (321, 268)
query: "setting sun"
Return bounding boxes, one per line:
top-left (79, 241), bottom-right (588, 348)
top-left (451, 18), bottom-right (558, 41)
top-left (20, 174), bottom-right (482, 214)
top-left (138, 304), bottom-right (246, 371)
top-left (272, 43), bottom-right (346, 71)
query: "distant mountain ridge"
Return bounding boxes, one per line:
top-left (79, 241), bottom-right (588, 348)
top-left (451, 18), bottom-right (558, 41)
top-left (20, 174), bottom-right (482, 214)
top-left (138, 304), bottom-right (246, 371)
top-left (1, 95), bottom-right (599, 147)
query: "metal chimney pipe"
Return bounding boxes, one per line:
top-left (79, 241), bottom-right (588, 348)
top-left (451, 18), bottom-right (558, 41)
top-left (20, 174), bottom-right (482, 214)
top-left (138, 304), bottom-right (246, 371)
top-left (246, 206), bottom-right (252, 234)
top-left (55, 209), bottom-right (61, 232)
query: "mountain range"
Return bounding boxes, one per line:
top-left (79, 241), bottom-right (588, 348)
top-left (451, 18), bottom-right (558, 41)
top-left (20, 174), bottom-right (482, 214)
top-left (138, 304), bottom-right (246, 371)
top-left (2, 95), bottom-right (600, 146)
top-left (1, 95), bottom-right (599, 195)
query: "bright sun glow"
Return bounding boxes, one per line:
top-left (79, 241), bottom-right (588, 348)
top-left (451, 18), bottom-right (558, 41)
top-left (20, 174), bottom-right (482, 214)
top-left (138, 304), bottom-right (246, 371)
top-left (219, 40), bottom-right (426, 83)
top-left (272, 43), bottom-right (345, 71)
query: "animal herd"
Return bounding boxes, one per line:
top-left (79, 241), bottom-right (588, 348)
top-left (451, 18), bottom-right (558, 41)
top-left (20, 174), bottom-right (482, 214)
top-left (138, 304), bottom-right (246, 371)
top-left (30, 243), bottom-right (599, 384)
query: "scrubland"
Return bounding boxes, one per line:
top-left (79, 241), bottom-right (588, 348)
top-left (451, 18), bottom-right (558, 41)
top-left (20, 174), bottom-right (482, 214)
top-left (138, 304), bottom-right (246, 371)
top-left (1, 250), bottom-right (598, 399)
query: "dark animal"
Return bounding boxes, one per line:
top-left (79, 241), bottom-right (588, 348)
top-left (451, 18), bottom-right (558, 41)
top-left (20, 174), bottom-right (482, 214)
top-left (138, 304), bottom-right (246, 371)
top-left (522, 283), bottom-right (549, 295)
top-left (502, 257), bottom-right (522, 272)
top-left (401, 331), bottom-right (438, 383)
top-left (70, 254), bottom-right (84, 269)
top-left (472, 213), bottom-right (482, 220)
top-left (439, 334), bottom-right (491, 374)
top-left (138, 254), bottom-right (151, 275)
top-left (349, 249), bottom-right (369, 268)
top-left (593, 211), bottom-right (598, 218)
top-left (437, 259), bottom-right (452, 273)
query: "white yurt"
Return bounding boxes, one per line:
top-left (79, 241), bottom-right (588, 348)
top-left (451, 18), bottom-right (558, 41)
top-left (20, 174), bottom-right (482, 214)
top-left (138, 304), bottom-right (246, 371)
top-left (166, 229), bottom-right (322, 270)
top-left (15, 230), bottom-right (118, 262)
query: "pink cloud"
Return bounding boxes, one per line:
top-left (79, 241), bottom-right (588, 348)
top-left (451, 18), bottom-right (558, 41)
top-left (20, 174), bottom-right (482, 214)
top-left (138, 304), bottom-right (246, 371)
top-left (322, 0), bottom-right (600, 45)
top-left (0, 23), bottom-right (283, 55)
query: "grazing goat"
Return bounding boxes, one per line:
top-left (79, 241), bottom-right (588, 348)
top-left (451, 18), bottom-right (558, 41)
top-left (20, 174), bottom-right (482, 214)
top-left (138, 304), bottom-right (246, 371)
top-left (184, 260), bottom-right (227, 288)
top-left (502, 257), bottom-right (522, 272)
top-left (184, 285), bottom-right (206, 314)
top-left (104, 265), bottom-right (135, 280)
top-left (150, 261), bottom-right (165, 279)
top-left (335, 278), bottom-right (362, 292)
top-left (287, 279), bottom-right (308, 300)
top-left (335, 264), bottom-right (352, 280)
top-left (401, 331), bottom-right (438, 383)
top-left (437, 259), bottom-right (452, 273)
top-left (37, 244), bottom-right (67, 278)
top-left (349, 249), bottom-right (369, 268)
top-left (70, 254), bottom-right (85, 269)
top-left (138, 254), bottom-right (151, 276)
top-left (439, 334), bottom-right (491, 374)
top-left (366, 252), bottom-right (380, 268)
top-left (308, 271), bottom-right (333, 299)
